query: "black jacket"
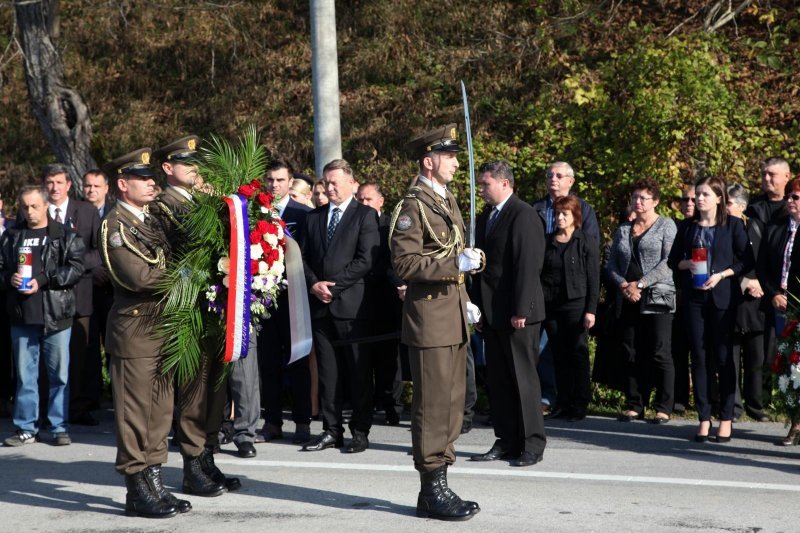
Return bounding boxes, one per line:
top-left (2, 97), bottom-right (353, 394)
top-left (667, 217), bottom-right (754, 310)
top-left (0, 220), bottom-right (85, 334)
top-left (541, 228), bottom-right (600, 314)
top-left (532, 194), bottom-right (601, 246)
top-left (757, 215), bottom-right (800, 302)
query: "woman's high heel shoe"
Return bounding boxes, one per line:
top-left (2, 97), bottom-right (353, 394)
top-left (694, 420), bottom-right (712, 443)
top-left (780, 423), bottom-right (800, 446)
top-left (715, 420), bottom-right (733, 443)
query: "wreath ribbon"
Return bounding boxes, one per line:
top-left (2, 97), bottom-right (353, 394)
top-left (222, 193), bottom-right (251, 362)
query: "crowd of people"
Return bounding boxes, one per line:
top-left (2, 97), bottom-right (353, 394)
top-left (0, 127), bottom-right (798, 521)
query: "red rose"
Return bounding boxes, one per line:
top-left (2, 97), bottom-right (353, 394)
top-left (264, 222), bottom-right (278, 235)
top-left (256, 192), bottom-right (273, 209)
top-left (250, 230), bottom-right (262, 244)
top-left (791, 351), bottom-right (800, 365)
top-left (260, 240), bottom-right (271, 255)
top-left (238, 184), bottom-right (257, 198)
top-left (782, 320), bottom-right (799, 338)
top-left (268, 248), bottom-right (280, 264)
top-left (250, 259), bottom-right (260, 275)
top-left (772, 354), bottom-right (785, 374)
top-left (250, 179), bottom-right (262, 188)
top-left (256, 220), bottom-right (271, 235)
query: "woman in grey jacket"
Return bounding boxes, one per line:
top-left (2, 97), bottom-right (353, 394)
top-left (606, 178), bottom-right (677, 424)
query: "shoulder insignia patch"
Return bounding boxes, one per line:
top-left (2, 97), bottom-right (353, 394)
top-left (109, 231), bottom-right (123, 248)
top-left (396, 214), bottom-right (412, 231)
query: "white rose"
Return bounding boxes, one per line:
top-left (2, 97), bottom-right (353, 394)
top-left (258, 261), bottom-right (269, 275)
top-left (250, 244), bottom-right (263, 260)
top-left (264, 233), bottom-right (278, 247)
top-left (791, 365), bottom-right (800, 389)
top-left (277, 226), bottom-right (284, 239)
top-left (779, 374), bottom-right (789, 393)
top-left (222, 275), bottom-right (230, 288)
top-left (217, 257), bottom-right (230, 274)
top-left (270, 262), bottom-right (285, 277)
top-left (260, 206), bottom-right (271, 214)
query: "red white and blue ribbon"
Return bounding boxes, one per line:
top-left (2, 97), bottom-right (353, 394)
top-left (222, 193), bottom-right (251, 362)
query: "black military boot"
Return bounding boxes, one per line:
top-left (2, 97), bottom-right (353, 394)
top-left (124, 470), bottom-right (178, 519)
top-left (145, 464), bottom-right (192, 513)
top-left (416, 465), bottom-right (475, 521)
top-left (440, 465), bottom-right (480, 513)
top-left (182, 455), bottom-right (225, 497)
top-left (199, 446), bottom-right (241, 491)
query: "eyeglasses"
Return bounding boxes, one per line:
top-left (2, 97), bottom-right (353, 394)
top-left (681, 197), bottom-right (696, 203)
top-left (788, 194), bottom-right (800, 202)
top-left (546, 172), bottom-right (573, 179)
top-left (631, 195), bottom-right (653, 202)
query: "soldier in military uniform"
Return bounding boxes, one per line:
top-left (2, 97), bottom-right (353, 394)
top-left (150, 136), bottom-right (239, 496)
top-left (390, 124), bottom-right (484, 521)
top-left (100, 148), bottom-right (189, 518)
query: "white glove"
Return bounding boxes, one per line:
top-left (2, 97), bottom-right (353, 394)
top-left (458, 248), bottom-right (483, 272)
top-left (467, 301), bottom-right (482, 325)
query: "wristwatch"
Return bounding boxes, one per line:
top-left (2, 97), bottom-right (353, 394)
top-left (637, 281), bottom-right (645, 289)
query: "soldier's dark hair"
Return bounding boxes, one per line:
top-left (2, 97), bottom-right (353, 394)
top-left (358, 180), bottom-right (383, 197)
top-left (42, 163), bottom-right (69, 181)
top-left (322, 159), bottom-right (354, 179)
top-left (83, 168), bottom-right (109, 184)
top-left (478, 160), bottom-right (515, 187)
top-left (18, 184), bottom-right (49, 204)
top-left (267, 158), bottom-right (294, 175)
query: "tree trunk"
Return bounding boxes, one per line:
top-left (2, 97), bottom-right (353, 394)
top-left (15, 0), bottom-right (95, 193)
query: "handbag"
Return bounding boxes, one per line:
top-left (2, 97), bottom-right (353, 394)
top-left (642, 284), bottom-right (675, 312)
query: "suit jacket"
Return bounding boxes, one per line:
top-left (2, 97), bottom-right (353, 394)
top-left (63, 199), bottom-right (102, 317)
top-left (757, 215), bottom-right (800, 302)
top-left (472, 194), bottom-right (545, 329)
top-left (667, 217), bottom-right (754, 310)
top-left (281, 198), bottom-right (312, 244)
top-left (391, 179), bottom-right (470, 348)
top-left (99, 204), bottom-right (169, 359)
top-left (300, 200), bottom-right (379, 320)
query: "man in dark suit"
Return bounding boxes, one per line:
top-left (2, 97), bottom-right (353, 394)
top-left (256, 159), bottom-right (313, 445)
top-left (357, 181), bottom-right (405, 425)
top-left (42, 164), bottom-right (103, 427)
top-left (299, 158), bottom-right (379, 453)
top-left (470, 160), bottom-right (547, 467)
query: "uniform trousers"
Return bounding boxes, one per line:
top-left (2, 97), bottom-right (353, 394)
top-left (483, 323), bottom-right (546, 456)
top-left (409, 342), bottom-right (466, 473)
top-left (175, 354), bottom-right (227, 457)
top-left (312, 315), bottom-right (373, 436)
top-left (111, 355), bottom-right (174, 475)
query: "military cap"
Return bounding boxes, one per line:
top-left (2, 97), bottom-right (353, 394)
top-left (292, 171), bottom-right (315, 187)
top-left (153, 135), bottom-right (200, 163)
top-left (102, 148), bottom-right (155, 178)
top-left (407, 123), bottom-right (462, 156)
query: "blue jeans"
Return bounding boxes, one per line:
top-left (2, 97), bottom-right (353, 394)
top-left (11, 324), bottom-right (71, 434)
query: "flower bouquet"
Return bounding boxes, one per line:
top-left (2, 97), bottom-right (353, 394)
top-left (157, 127), bottom-right (295, 382)
top-left (771, 315), bottom-right (800, 427)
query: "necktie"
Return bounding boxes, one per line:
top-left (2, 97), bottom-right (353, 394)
top-left (55, 207), bottom-right (63, 224)
top-left (327, 207), bottom-right (340, 243)
top-left (486, 207), bottom-right (499, 235)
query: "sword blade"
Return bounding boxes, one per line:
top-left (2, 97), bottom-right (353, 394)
top-left (461, 80), bottom-right (476, 248)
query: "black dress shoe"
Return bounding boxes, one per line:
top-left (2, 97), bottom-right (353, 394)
top-left (345, 432), bottom-right (369, 453)
top-left (746, 409), bottom-right (770, 422)
top-left (511, 451), bottom-right (543, 467)
top-left (302, 431), bottom-right (343, 451)
top-left (292, 424), bottom-right (312, 445)
top-left (71, 412), bottom-right (99, 426)
top-left (460, 420), bottom-right (472, 434)
top-left (236, 441), bottom-right (257, 458)
top-left (385, 408), bottom-right (400, 426)
top-left (469, 443), bottom-right (513, 462)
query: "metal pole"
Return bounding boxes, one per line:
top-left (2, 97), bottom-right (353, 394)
top-left (310, 0), bottom-right (342, 179)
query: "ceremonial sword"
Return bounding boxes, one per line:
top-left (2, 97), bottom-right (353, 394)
top-left (461, 80), bottom-right (476, 248)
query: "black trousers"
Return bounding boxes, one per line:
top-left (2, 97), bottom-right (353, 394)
top-left (671, 304), bottom-right (691, 407)
top-left (258, 308), bottom-right (311, 427)
top-left (619, 304), bottom-right (674, 414)
top-left (483, 322), bottom-right (546, 456)
top-left (544, 298), bottom-right (591, 416)
top-left (732, 330), bottom-right (766, 414)
top-left (369, 320), bottom-right (401, 415)
top-left (685, 294), bottom-right (736, 421)
top-left (312, 315), bottom-right (373, 436)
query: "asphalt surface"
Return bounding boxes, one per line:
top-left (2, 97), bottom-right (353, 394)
top-left (1, 409), bottom-right (798, 532)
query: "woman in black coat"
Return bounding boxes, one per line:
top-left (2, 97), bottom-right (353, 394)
top-left (668, 177), bottom-right (754, 443)
top-left (541, 195), bottom-right (599, 421)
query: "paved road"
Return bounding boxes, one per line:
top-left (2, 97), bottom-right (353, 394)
top-left (1, 410), bottom-right (798, 532)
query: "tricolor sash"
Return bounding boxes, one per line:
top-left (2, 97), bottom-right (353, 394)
top-left (222, 193), bottom-right (251, 362)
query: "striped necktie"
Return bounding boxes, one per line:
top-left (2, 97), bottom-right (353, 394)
top-left (327, 207), bottom-right (340, 243)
